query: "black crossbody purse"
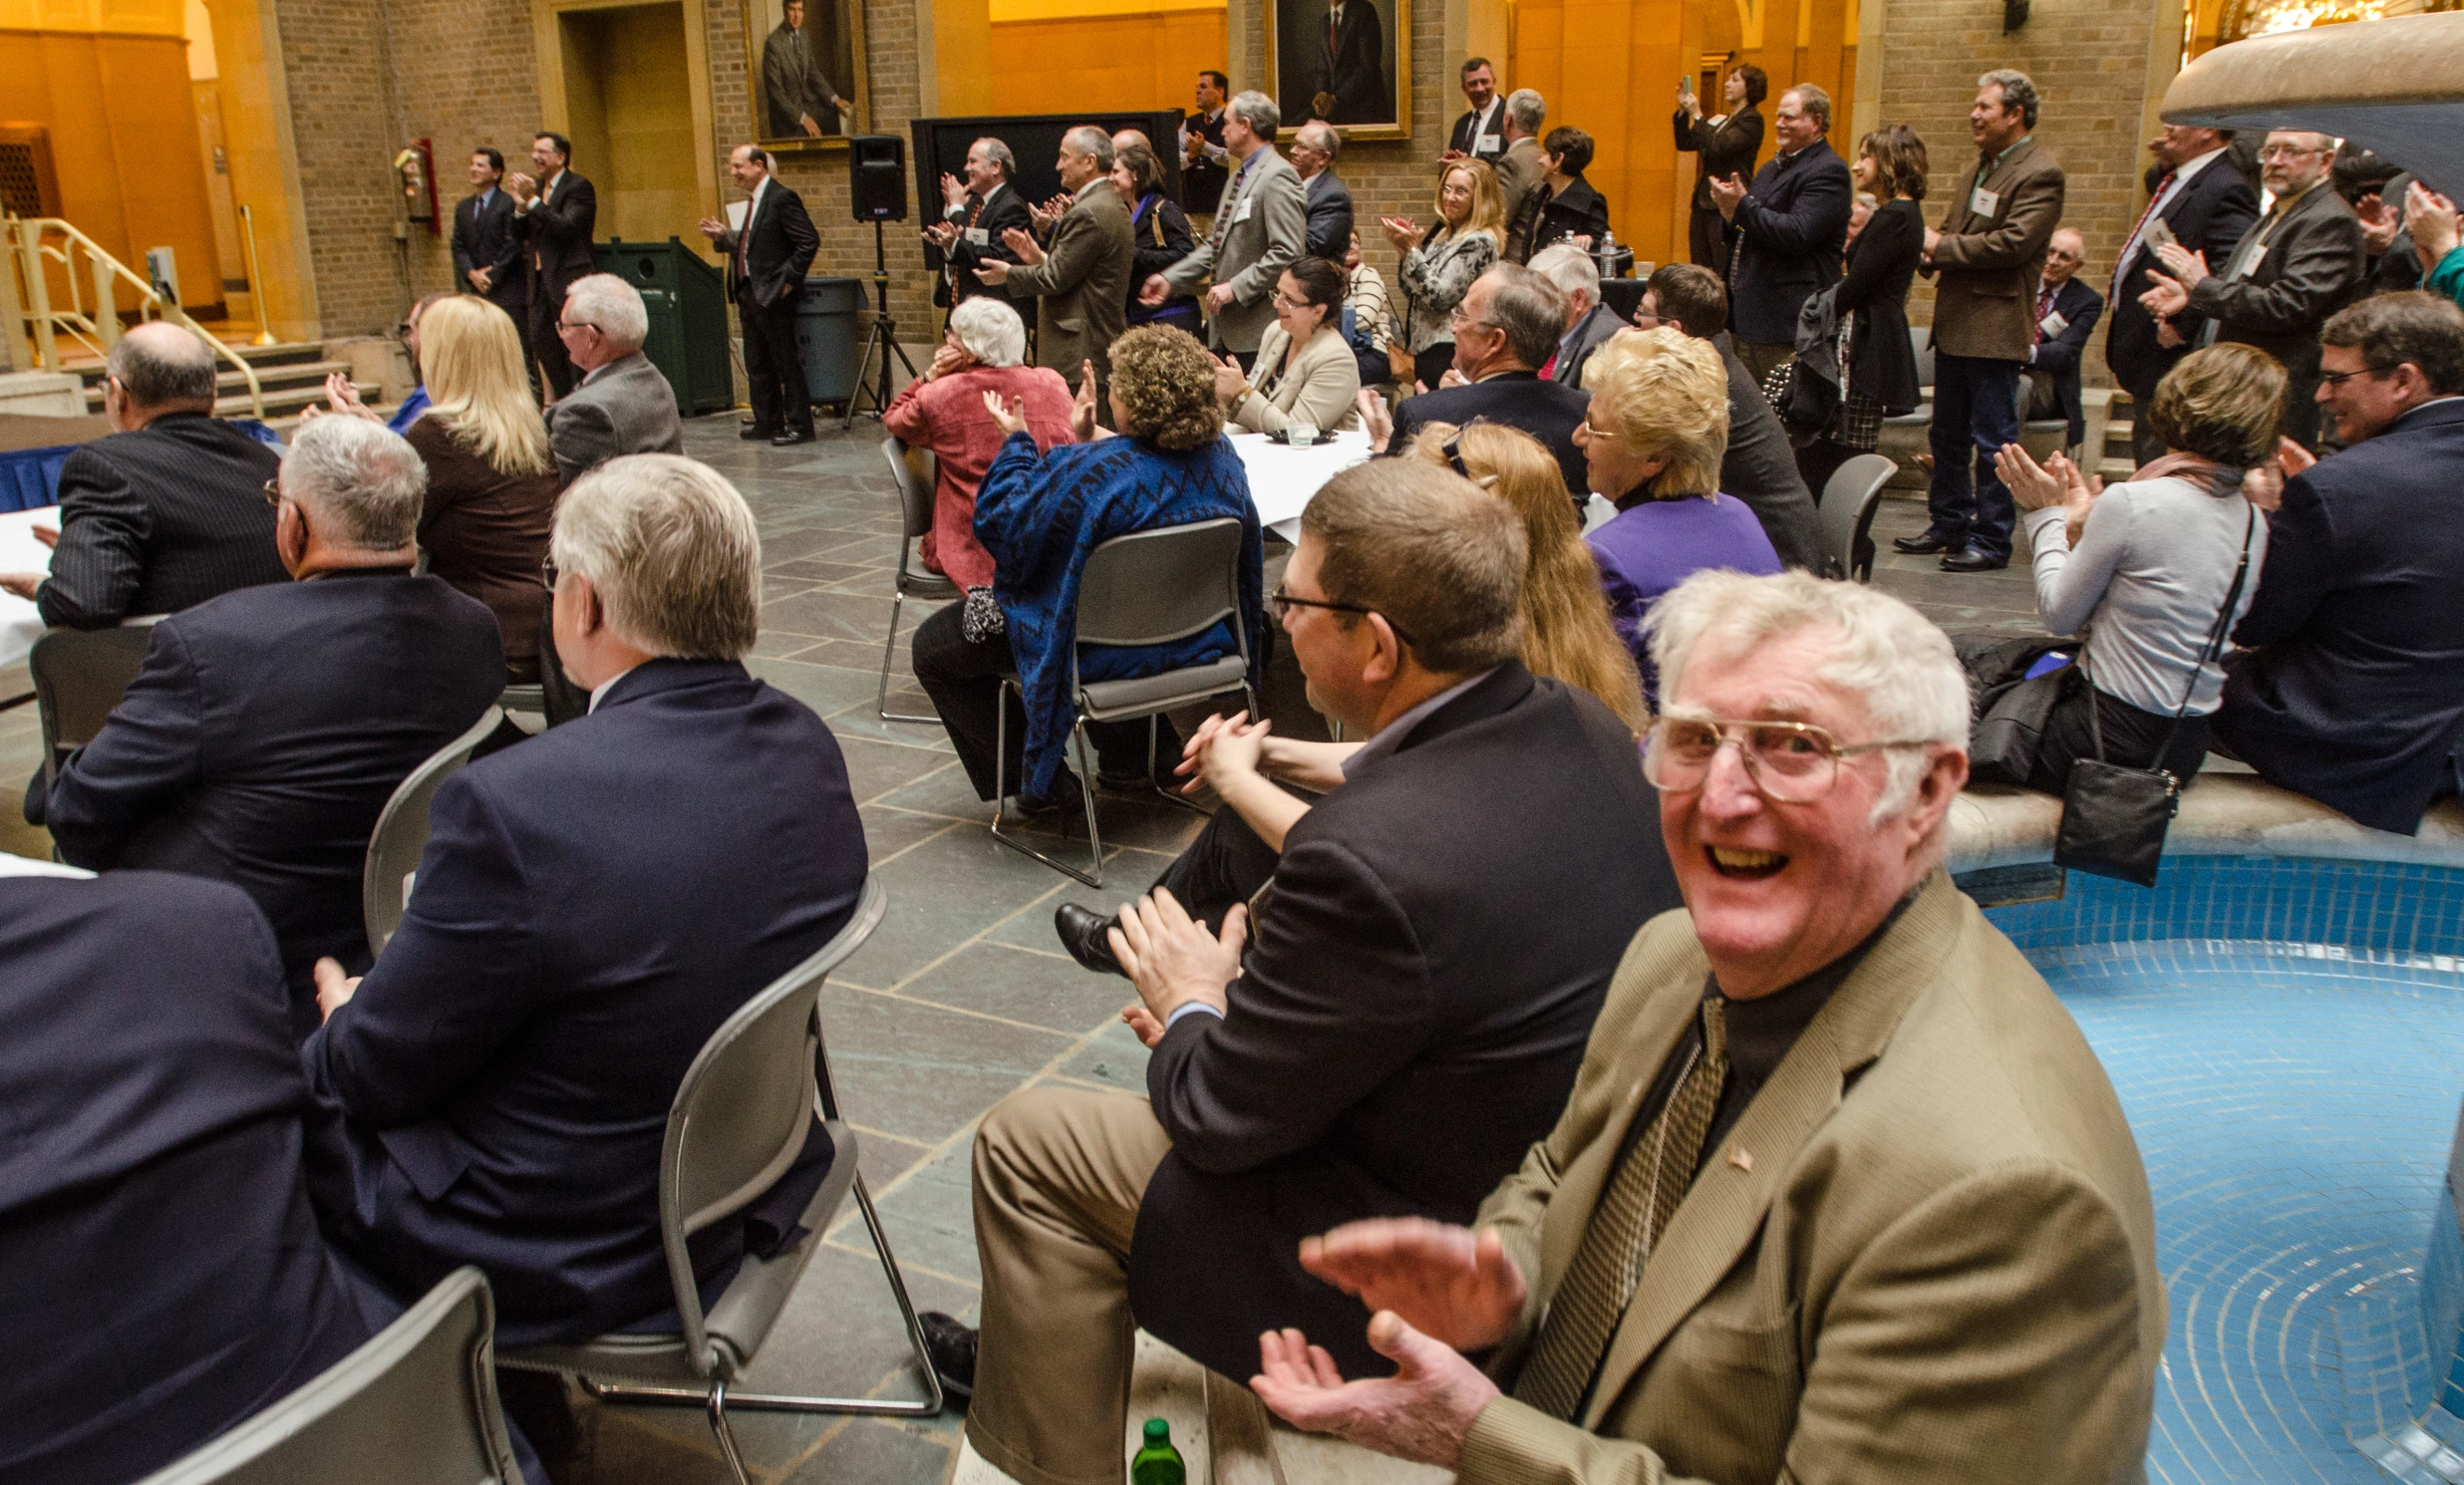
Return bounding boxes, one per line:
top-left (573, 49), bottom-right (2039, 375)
top-left (2053, 503), bottom-right (2255, 887)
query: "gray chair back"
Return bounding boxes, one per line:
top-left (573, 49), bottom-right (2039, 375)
top-left (1817, 453), bottom-right (1900, 583)
top-left (1075, 518), bottom-right (1250, 653)
top-left (363, 708), bottom-right (504, 955)
top-left (132, 1267), bottom-right (518, 1485)
top-left (1910, 326), bottom-right (1935, 392)
top-left (883, 438), bottom-right (938, 541)
top-left (30, 624), bottom-right (155, 789)
top-left (659, 876), bottom-right (887, 1375)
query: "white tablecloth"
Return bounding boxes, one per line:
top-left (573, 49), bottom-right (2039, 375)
top-left (1227, 430), bottom-right (1375, 540)
top-left (0, 505), bottom-right (58, 671)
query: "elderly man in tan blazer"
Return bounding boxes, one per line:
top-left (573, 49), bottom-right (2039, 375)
top-left (1253, 569), bottom-right (2165, 1484)
top-left (975, 126), bottom-right (1132, 392)
top-left (1899, 68), bottom-right (2065, 575)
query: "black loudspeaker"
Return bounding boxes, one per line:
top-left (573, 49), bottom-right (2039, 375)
top-left (849, 135), bottom-right (907, 222)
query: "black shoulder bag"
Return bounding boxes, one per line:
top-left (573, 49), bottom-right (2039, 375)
top-left (2053, 503), bottom-right (2256, 887)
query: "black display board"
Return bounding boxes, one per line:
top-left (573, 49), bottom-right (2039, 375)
top-left (908, 112), bottom-right (1187, 213)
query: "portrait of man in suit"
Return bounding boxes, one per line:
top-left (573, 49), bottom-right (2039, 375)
top-left (1272, 0), bottom-right (1403, 134)
top-left (749, 0), bottom-right (864, 144)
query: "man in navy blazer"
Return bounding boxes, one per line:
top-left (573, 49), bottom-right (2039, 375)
top-left (451, 148), bottom-right (528, 330)
top-left (46, 416), bottom-right (504, 1035)
top-left (1378, 264), bottom-right (1594, 504)
top-left (300, 453), bottom-right (868, 1349)
top-left (2021, 228), bottom-right (2105, 450)
top-left (0, 861), bottom-right (384, 1485)
top-left (1707, 83), bottom-right (1852, 384)
top-left (2105, 125), bottom-right (2260, 463)
top-left (2214, 292), bottom-right (2464, 835)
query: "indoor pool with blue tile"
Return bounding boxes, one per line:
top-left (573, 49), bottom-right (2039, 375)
top-left (1984, 859), bottom-right (2464, 1484)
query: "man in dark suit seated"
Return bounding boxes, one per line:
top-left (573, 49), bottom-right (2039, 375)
top-left (1372, 264), bottom-right (1594, 502)
top-left (0, 861), bottom-right (386, 1484)
top-left (0, 322), bottom-right (285, 626)
top-left (544, 273), bottom-right (686, 484)
top-left (300, 452), bottom-right (869, 1354)
top-left (2021, 228), bottom-right (2105, 453)
top-left (43, 416), bottom-right (503, 1035)
top-left (925, 460), bottom-right (1683, 1485)
top-left (1530, 244), bottom-right (1623, 389)
top-left (1636, 262), bottom-right (1830, 572)
top-left (2213, 292), bottom-right (2464, 836)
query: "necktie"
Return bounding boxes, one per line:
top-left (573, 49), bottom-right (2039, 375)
top-left (2113, 169), bottom-right (2176, 301)
top-left (1513, 997), bottom-right (1729, 1420)
top-left (736, 191), bottom-right (756, 282)
top-left (2033, 285), bottom-right (2054, 344)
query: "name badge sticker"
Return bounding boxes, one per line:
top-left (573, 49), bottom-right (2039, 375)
top-left (2039, 310), bottom-right (2069, 338)
top-left (1475, 137), bottom-right (1502, 155)
top-left (1970, 185), bottom-right (2001, 218)
top-left (1233, 194), bottom-right (1256, 224)
top-left (2242, 242), bottom-right (2270, 275)
top-left (963, 227), bottom-right (990, 246)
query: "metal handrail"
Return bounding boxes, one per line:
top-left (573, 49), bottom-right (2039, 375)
top-left (4, 215), bottom-right (266, 419)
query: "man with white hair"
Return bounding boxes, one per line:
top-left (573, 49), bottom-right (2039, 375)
top-left (1289, 120), bottom-right (1355, 260)
top-left (1143, 90), bottom-right (1306, 369)
top-left (974, 126), bottom-right (1132, 390)
top-left (301, 454), bottom-right (868, 1363)
top-left (2141, 128), bottom-right (2365, 449)
top-left (1495, 89), bottom-right (1548, 262)
top-left (1528, 243), bottom-right (1620, 388)
top-left (545, 271), bottom-right (684, 483)
top-left (1252, 570), bottom-right (2165, 1484)
top-left (927, 136), bottom-right (1032, 314)
top-left (45, 416), bottom-right (504, 1035)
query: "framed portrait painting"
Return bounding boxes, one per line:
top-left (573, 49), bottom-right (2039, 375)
top-left (746, 0), bottom-right (870, 148)
top-left (1266, 0), bottom-right (1410, 141)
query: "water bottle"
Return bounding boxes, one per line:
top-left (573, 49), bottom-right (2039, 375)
top-left (1130, 1418), bottom-right (1185, 1485)
top-left (1597, 229), bottom-right (1620, 279)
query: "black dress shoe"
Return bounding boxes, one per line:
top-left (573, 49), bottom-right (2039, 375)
top-left (1055, 903), bottom-right (1127, 977)
top-left (1940, 545), bottom-right (2009, 572)
top-left (918, 1311), bottom-right (977, 1407)
top-left (740, 426), bottom-right (780, 442)
top-left (771, 429), bottom-right (817, 446)
top-left (1892, 531), bottom-right (1956, 555)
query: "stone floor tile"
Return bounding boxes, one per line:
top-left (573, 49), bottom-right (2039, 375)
top-left (897, 940), bottom-right (1135, 1038)
top-left (852, 1137), bottom-right (982, 1286)
top-left (1046, 1019), bottom-right (1153, 1095)
top-left (817, 982), bottom-right (1079, 1145)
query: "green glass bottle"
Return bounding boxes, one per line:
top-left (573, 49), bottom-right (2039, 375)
top-left (1129, 1417), bottom-right (1185, 1485)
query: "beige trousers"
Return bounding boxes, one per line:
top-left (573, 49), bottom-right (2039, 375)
top-left (965, 1083), bottom-right (1174, 1485)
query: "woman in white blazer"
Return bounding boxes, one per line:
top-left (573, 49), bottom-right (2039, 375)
top-left (1213, 257), bottom-right (1363, 435)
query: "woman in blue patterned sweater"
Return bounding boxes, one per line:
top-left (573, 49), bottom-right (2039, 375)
top-left (911, 325), bottom-right (1265, 810)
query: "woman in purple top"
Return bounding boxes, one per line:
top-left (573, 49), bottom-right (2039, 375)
top-left (1575, 326), bottom-right (1781, 702)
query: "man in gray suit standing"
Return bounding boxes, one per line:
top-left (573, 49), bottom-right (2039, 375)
top-left (1140, 91), bottom-right (1306, 372)
top-left (974, 126), bottom-right (1133, 392)
top-left (545, 274), bottom-right (684, 485)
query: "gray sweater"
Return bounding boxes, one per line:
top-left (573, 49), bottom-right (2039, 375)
top-left (2019, 473), bottom-right (2267, 716)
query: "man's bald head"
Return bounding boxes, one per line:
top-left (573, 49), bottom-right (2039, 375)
top-left (105, 323), bottom-right (219, 430)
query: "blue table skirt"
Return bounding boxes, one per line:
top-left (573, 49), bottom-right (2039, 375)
top-left (0, 445), bottom-right (75, 512)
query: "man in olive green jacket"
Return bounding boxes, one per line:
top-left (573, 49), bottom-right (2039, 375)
top-left (1254, 569), bottom-right (2164, 1485)
top-left (975, 126), bottom-right (1133, 392)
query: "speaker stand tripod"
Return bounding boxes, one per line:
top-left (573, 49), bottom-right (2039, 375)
top-left (844, 219), bottom-right (917, 431)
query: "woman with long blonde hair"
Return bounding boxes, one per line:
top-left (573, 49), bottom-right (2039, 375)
top-left (1408, 419), bottom-right (1646, 731)
top-left (1382, 158), bottom-right (1505, 392)
top-left (404, 294), bottom-right (560, 681)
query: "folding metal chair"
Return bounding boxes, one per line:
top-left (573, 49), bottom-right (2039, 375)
top-left (1816, 452), bottom-right (1899, 584)
top-left (361, 708), bottom-right (503, 956)
top-left (29, 622), bottom-right (156, 793)
top-left (497, 878), bottom-right (941, 1485)
top-left (992, 518), bottom-right (1259, 887)
top-left (879, 438), bottom-right (960, 723)
top-left (132, 1267), bottom-right (520, 1485)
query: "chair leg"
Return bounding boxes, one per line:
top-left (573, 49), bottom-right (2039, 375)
top-left (705, 1377), bottom-right (753, 1485)
top-left (877, 589), bottom-right (937, 724)
top-left (990, 685), bottom-right (1104, 886)
top-left (1143, 713), bottom-right (1209, 817)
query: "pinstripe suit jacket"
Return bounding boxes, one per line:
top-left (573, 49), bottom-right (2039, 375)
top-left (35, 413), bottom-right (287, 629)
top-left (1459, 871), bottom-right (2165, 1485)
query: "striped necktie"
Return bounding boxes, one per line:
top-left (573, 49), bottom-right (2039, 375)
top-left (1513, 997), bottom-right (1729, 1420)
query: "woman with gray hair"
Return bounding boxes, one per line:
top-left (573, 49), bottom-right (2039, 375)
top-left (882, 297), bottom-right (1077, 598)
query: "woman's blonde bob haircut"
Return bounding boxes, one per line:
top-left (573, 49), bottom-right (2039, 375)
top-left (418, 294), bottom-right (553, 478)
top-left (550, 453), bottom-right (763, 659)
top-left (1407, 420), bottom-right (1647, 733)
top-left (2143, 342), bottom-right (2287, 468)
top-left (1581, 326), bottom-right (1730, 498)
top-left (1107, 325), bottom-right (1224, 450)
top-left (1434, 158), bottom-right (1508, 246)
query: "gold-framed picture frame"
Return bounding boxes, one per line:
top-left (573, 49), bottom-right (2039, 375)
top-left (1265, 0), bottom-right (1412, 142)
top-left (745, 0), bottom-right (871, 150)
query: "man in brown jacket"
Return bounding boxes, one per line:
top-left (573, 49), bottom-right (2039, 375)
top-left (1896, 69), bottom-right (2064, 573)
top-left (1251, 570), bottom-right (2166, 1485)
top-left (976, 126), bottom-right (1133, 392)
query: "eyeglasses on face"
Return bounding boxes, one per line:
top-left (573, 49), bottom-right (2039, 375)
top-left (541, 554), bottom-right (561, 590)
top-left (1446, 303), bottom-right (1494, 331)
top-left (1577, 416), bottom-right (1621, 441)
top-left (262, 477), bottom-right (285, 507)
top-left (1643, 715), bottom-right (1933, 804)
top-left (2259, 144), bottom-right (2329, 160)
top-left (1268, 586), bottom-right (1416, 646)
top-left (2316, 363), bottom-right (2395, 388)
top-left (556, 319), bottom-right (598, 335)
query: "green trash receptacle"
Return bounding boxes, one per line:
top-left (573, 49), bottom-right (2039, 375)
top-left (591, 238), bottom-right (734, 416)
top-left (795, 277), bottom-right (863, 410)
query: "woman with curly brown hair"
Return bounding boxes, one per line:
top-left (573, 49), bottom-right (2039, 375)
top-left (911, 325), bottom-right (1266, 811)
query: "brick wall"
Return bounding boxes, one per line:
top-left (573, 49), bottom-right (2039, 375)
top-left (386, 0), bottom-right (547, 306)
top-left (1879, 0), bottom-right (2159, 387)
top-left (277, 0), bottom-right (415, 337)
